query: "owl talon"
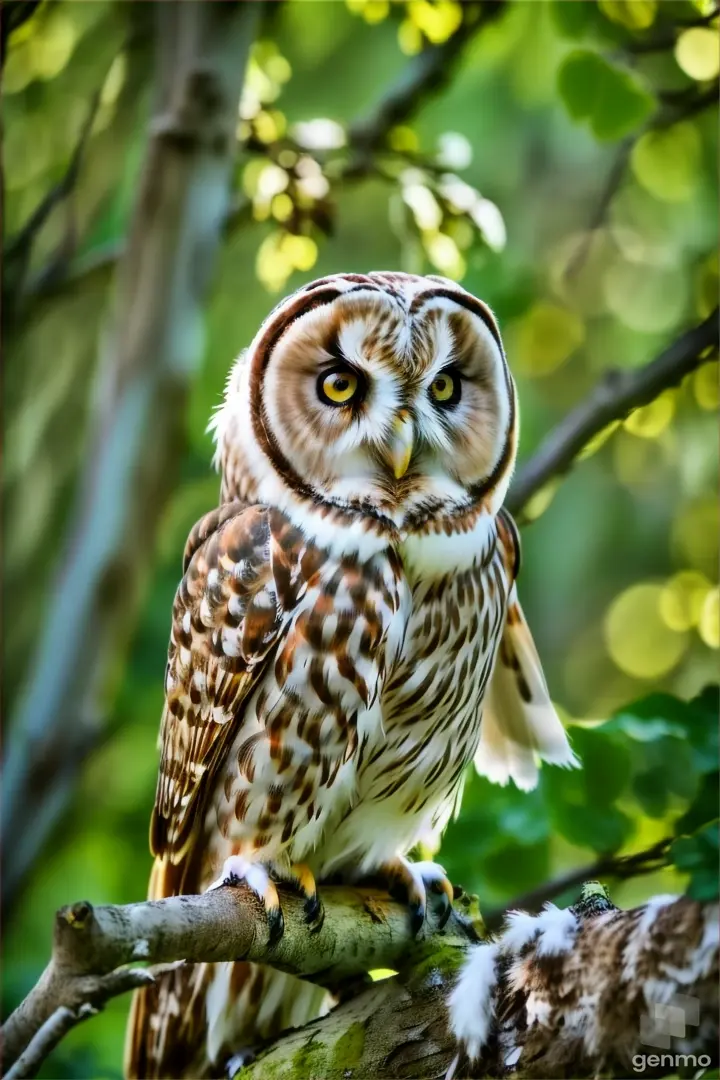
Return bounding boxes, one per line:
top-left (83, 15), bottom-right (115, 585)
top-left (207, 856), bottom-right (284, 947)
top-left (275, 862), bottom-right (324, 933)
top-left (303, 893), bottom-right (325, 932)
top-left (381, 857), bottom-right (454, 936)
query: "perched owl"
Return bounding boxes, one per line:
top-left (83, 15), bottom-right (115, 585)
top-left (125, 272), bottom-right (576, 1078)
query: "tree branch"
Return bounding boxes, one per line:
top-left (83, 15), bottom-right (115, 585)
top-left (507, 309), bottom-right (719, 516)
top-left (347, 2), bottom-right (506, 156)
top-left (483, 837), bottom-right (672, 930)
top-left (0, 885), bottom-right (478, 1076)
top-left (1, 0), bottom-right (263, 918)
top-left (4, 880), bottom-right (716, 1080)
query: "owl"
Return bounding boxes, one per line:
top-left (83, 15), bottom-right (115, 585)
top-left (125, 272), bottom-right (577, 1078)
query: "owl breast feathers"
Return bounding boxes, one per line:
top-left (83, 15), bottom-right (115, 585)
top-left (126, 272), bottom-right (577, 1079)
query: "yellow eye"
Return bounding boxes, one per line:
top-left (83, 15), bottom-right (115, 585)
top-left (430, 371), bottom-right (460, 405)
top-left (318, 367), bottom-right (361, 406)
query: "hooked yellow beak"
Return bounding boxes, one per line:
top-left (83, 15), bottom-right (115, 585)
top-left (390, 410), bottom-right (414, 480)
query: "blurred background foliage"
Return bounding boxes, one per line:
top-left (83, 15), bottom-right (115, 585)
top-left (2, 1), bottom-right (718, 1077)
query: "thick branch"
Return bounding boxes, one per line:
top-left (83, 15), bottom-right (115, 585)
top-left (243, 894), bottom-right (719, 1080)
top-left (0, 884), bottom-right (478, 1075)
top-left (508, 309), bottom-right (719, 515)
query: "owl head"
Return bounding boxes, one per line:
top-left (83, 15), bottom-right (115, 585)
top-left (212, 272), bottom-right (518, 532)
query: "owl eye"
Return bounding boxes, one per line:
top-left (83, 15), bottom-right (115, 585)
top-left (429, 370), bottom-right (461, 406)
top-left (317, 366), bottom-right (363, 407)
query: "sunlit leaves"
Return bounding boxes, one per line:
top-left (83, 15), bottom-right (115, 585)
top-left (396, 167), bottom-right (506, 280)
top-left (398, 1), bottom-right (464, 54)
top-left (660, 571), bottom-right (715, 633)
top-left (4, 8), bottom-right (79, 92)
top-left (672, 497), bottom-right (719, 575)
top-left (698, 588), bottom-right (720, 648)
top-left (256, 231), bottom-right (318, 292)
top-left (691, 361), bottom-right (719, 413)
top-left (558, 50), bottom-right (655, 139)
top-left (345, 0), bottom-right (391, 25)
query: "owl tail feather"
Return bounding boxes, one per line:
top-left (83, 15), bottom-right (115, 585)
top-left (125, 857), bottom-right (213, 1079)
top-left (475, 591), bottom-right (579, 792)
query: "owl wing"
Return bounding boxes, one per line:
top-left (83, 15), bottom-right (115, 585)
top-left (475, 508), bottom-right (578, 791)
top-left (127, 503), bottom-right (327, 1078)
top-left (149, 501), bottom-right (301, 885)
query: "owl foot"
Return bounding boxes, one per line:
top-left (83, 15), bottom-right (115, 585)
top-left (277, 862), bottom-right (325, 933)
top-left (382, 856), bottom-right (454, 936)
top-left (207, 856), bottom-right (284, 947)
top-left (226, 1047), bottom-right (256, 1078)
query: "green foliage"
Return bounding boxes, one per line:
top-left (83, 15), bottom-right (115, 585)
top-left (671, 821), bottom-right (720, 901)
top-left (442, 687), bottom-right (719, 905)
top-left (557, 50), bottom-right (655, 139)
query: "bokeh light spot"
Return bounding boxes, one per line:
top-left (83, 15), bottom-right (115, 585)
top-left (631, 123), bottom-right (701, 203)
top-left (30, 13), bottom-right (77, 80)
top-left (660, 571), bottom-right (713, 631)
top-left (624, 390), bottom-right (675, 439)
top-left (698, 588), bottom-right (720, 649)
top-left (672, 497), bottom-right (719, 574)
top-left (675, 27), bottom-right (720, 81)
top-left (693, 362), bottom-right (719, 411)
top-left (604, 582), bottom-right (688, 679)
top-left (514, 303), bottom-right (585, 377)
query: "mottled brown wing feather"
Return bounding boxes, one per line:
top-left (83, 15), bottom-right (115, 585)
top-left (128, 503), bottom-right (316, 1079)
top-left (149, 503), bottom-right (285, 870)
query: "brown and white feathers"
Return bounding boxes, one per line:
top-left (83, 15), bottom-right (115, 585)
top-left (126, 272), bottom-right (576, 1078)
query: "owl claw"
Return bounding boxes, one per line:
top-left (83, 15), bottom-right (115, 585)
top-left (207, 855), bottom-right (284, 948)
top-left (279, 862), bottom-right (325, 933)
top-left (382, 857), bottom-right (455, 936)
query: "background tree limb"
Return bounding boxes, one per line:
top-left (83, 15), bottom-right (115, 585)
top-left (507, 308), bottom-right (719, 516)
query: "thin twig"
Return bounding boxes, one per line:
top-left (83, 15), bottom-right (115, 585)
top-left (563, 138), bottom-right (633, 281)
top-left (625, 4), bottom-right (720, 52)
top-left (5, 88), bottom-right (103, 265)
top-left (483, 838), bottom-right (673, 930)
top-left (507, 309), bottom-right (719, 515)
top-left (347, 1), bottom-right (505, 154)
top-left (4, 1006), bottom-right (91, 1080)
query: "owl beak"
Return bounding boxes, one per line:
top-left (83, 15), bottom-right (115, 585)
top-left (390, 410), bottom-right (414, 479)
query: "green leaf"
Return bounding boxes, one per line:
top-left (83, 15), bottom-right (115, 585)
top-left (676, 771), bottom-right (720, 836)
top-left (550, 799), bottom-right (633, 852)
top-left (482, 839), bottom-right (549, 895)
top-left (570, 726), bottom-right (633, 805)
top-left (549, 0), bottom-right (593, 39)
top-left (671, 821), bottom-right (720, 901)
top-left (557, 50), bottom-right (655, 140)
